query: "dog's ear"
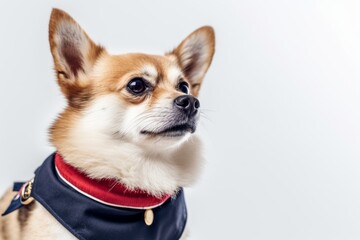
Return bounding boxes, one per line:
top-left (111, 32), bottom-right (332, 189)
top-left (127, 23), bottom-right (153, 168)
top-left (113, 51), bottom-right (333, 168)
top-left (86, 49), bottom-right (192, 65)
top-left (49, 8), bottom-right (104, 97)
top-left (169, 26), bottom-right (215, 96)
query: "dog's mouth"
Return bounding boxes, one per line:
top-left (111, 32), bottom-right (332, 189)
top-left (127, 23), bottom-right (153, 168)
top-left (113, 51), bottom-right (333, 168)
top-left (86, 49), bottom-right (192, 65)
top-left (141, 123), bottom-right (196, 137)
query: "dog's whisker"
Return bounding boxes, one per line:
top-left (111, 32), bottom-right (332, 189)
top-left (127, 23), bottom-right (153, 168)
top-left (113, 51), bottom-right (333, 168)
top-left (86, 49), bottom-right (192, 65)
top-left (200, 115), bottom-right (213, 123)
top-left (199, 108), bottom-right (216, 112)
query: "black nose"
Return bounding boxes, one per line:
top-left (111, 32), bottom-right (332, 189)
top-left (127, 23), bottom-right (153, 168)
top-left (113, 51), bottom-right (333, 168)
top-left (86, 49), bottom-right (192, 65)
top-left (174, 95), bottom-right (200, 117)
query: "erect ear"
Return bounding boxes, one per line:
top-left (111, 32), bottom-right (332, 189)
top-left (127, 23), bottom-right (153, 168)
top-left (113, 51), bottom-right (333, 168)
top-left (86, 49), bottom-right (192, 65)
top-left (49, 8), bottom-right (104, 96)
top-left (169, 26), bottom-right (215, 96)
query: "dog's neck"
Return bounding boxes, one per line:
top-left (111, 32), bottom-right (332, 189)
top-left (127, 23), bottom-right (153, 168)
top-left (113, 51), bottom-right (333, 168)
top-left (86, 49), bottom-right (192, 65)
top-left (50, 108), bottom-right (204, 197)
top-left (54, 153), bottom-right (172, 208)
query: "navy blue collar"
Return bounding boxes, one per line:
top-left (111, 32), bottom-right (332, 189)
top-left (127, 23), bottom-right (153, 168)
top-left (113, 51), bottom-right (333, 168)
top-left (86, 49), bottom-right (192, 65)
top-left (3, 153), bottom-right (187, 240)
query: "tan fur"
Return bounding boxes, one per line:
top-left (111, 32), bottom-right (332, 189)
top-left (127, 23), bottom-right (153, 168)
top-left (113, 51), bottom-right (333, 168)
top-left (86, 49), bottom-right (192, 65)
top-left (0, 190), bottom-right (19, 240)
top-left (0, 8), bottom-right (215, 239)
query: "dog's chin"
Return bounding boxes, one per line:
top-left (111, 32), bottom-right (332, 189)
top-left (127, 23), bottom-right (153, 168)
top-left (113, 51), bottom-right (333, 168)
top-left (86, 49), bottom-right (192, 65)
top-left (141, 123), bottom-right (195, 137)
top-left (139, 123), bottom-right (195, 147)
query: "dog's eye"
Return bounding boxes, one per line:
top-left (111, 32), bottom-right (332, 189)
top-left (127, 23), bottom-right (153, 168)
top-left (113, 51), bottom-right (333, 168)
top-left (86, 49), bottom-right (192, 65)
top-left (178, 82), bottom-right (190, 94)
top-left (127, 78), bottom-right (147, 94)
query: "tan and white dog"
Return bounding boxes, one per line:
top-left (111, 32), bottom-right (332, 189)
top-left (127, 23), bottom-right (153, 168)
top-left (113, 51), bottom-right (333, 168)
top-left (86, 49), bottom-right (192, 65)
top-left (0, 8), bottom-right (215, 240)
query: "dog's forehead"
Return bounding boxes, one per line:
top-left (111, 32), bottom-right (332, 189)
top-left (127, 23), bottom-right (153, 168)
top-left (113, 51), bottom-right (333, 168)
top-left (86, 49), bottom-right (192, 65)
top-left (139, 55), bottom-right (183, 85)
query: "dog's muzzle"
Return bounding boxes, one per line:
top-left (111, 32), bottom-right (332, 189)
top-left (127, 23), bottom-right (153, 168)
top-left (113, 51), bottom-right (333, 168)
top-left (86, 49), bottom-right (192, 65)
top-left (140, 95), bottom-right (200, 137)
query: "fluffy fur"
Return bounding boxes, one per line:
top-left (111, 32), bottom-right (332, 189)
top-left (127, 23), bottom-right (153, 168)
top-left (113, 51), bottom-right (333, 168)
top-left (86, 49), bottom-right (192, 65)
top-left (0, 8), bottom-right (215, 239)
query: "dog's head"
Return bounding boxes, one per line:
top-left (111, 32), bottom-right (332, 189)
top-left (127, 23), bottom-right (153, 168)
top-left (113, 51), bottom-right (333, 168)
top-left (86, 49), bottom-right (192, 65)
top-left (49, 9), bottom-right (215, 194)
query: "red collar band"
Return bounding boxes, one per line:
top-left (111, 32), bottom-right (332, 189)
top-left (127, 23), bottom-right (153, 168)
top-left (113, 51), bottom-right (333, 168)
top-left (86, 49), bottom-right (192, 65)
top-left (54, 153), bottom-right (171, 209)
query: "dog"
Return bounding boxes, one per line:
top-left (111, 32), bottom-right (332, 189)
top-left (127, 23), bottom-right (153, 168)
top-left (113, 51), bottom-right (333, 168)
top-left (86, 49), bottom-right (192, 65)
top-left (0, 8), bottom-right (215, 240)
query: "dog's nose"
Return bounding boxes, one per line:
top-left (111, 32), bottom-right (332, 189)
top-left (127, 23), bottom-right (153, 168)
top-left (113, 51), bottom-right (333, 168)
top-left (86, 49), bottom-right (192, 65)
top-left (174, 95), bottom-right (200, 117)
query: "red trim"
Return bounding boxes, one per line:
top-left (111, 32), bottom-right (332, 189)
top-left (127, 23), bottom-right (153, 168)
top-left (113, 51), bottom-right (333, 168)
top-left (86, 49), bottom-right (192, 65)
top-left (54, 153), bottom-right (171, 209)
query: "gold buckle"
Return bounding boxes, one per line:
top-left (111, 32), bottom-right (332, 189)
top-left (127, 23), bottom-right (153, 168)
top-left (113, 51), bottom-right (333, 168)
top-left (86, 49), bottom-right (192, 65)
top-left (20, 178), bottom-right (34, 205)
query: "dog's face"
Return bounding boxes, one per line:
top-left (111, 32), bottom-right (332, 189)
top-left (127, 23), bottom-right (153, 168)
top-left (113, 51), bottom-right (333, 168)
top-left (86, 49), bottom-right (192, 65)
top-left (88, 53), bottom-right (202, 149)
top-left (49, 9), bottom-right (215, 153)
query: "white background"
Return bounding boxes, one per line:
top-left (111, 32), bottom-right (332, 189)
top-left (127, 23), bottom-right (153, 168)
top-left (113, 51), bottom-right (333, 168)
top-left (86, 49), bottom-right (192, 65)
top-left (1, 1), bottom-right (360, 239)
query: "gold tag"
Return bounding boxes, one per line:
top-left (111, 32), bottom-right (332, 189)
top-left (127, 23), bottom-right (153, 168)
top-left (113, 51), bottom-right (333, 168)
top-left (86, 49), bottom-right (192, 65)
top-left (144, 209), bottom-right (154, 226)
top-left (20, 179), bottom-right (34, 205)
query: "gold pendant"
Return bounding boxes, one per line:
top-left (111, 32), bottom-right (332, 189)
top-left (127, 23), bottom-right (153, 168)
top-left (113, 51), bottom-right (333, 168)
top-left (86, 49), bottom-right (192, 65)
top-left (20, 178), bottom-right (34, 205)
top-left (144, 209), bottom-right (154, 226)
